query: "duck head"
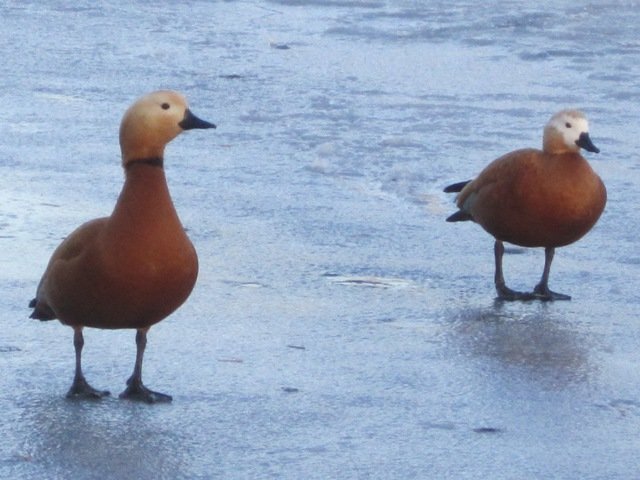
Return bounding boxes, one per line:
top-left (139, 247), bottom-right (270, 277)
top-left (543, 109), bottom-right (599, 155)
top-left (119, 90), bottom-right (215, 167)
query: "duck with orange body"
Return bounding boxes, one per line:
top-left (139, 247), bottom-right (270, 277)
top-left (445, 110), bottom-right (606, 301)
top-left (29, 90), bottom-right (215, 402)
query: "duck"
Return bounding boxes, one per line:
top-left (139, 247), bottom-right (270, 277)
top-left (444, 109), bottom-right (606, 301)
top-left (29, 90), bottom-right (215, 402)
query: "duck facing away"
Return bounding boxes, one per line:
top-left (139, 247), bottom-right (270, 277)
top-left (444, 109), bottom-right (606, 301)
top-left (29, 90), bottom-right (215, 402)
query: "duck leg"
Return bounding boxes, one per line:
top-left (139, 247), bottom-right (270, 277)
top-left (66, 327), bottom-right (110, 399)
top-left (494, 240), bottom-right (535, 301)
top-left (533, 247), bottom-right (571, 301)
top-left (119, 328), bottom-right (172, 403)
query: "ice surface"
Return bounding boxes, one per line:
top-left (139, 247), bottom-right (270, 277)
top-left (1, 1), bottom-right (640, 479)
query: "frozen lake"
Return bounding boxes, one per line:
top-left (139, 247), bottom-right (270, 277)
top-left (1, 1), bottom-right (640, 478)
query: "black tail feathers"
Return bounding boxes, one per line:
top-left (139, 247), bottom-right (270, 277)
top-left (443, 180), bottom-right (471, 193)
top-left (29, 298), bottom-right (56, 321)
top-left (445, 210), bottom-right (472, 222)
top-left (444, 180), bottom-right (473, 222)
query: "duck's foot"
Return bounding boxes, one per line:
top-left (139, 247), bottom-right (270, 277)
top-left (533, 283), bottom-right (571, 301)
top-left (66, 376), bottom-right (110, 400)
top-left (119, 378), bottom-right (172, 404)
top-left (495, 283), bottom-right (536, 301)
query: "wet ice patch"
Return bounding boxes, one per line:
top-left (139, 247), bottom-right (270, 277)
top-left (324, 273), bottom-right (414, 288)
top-left (221, 280), bottom-right (267, 288)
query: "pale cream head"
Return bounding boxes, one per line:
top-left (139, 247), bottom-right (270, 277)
top-left (119, 90), bottom-right (195, 166)
top-left (542, 109), bottom-right (599, 154)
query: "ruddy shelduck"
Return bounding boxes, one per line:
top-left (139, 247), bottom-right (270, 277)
top-left (29, 90), bottom-right (215, 402)
top-left (445, 110), bottom-right (606, 301)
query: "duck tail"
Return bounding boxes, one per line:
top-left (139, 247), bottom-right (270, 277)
top-left (443, 180), bottom-right (471, 193)
top-left (444, 180), bottom-right (473, 222)
top-left (446, 210), bottom-right (473, 222)
top-left (28, 298), bottom-right (57, 321)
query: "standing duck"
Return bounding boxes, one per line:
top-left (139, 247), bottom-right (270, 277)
top-left (29, 90), bottom-right (215, 402)
top-left (445, 109), bottom-right (606, 301)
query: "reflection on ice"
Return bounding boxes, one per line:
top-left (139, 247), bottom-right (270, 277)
top-left (449, 304), bottom-right (593, 388)
top-left (16, 399), bottom-right (189, 479)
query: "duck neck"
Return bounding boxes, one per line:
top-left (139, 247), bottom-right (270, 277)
top-left (111, 158), bottom-right (181, 227)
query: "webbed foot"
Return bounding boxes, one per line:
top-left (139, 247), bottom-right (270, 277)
top-left (66, 376), bottom-right (110, 400)
top-left (119, 377), bottom-right (172, 404)
top-left (496, 283), bottom-right (536, 301)
top-left (533, 283), bottom-right (571, 301)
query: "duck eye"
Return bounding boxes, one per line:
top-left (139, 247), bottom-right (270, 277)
top-left (161, 103), bottom-right (170, 110)
top-left (565, 122), bottom-right (572, 128)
